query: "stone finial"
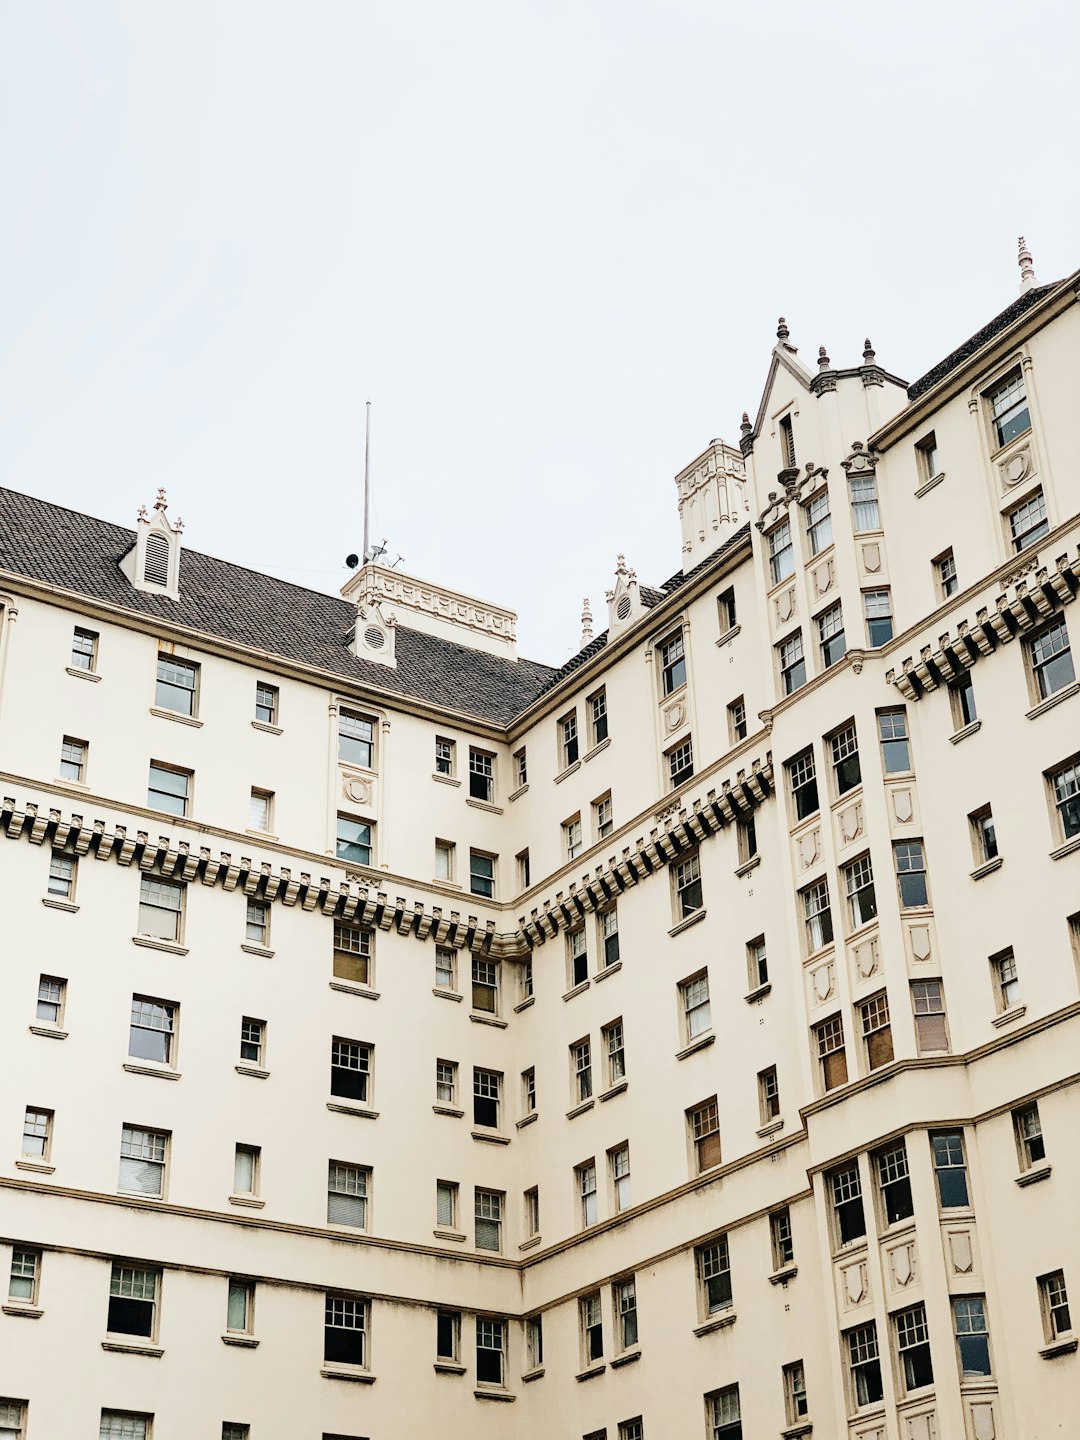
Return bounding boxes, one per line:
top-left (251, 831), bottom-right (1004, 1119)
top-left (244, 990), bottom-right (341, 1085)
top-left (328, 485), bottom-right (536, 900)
top-left (817, 345), bottom-right (831, 370)
top-left (137, 503), bottom-right (149, 522)
top-left (862, 337), bottom-right (876, 363)
top-left (580, 597), bottom-right (593, 647)
top-left (1018, 235), bottom-right (1036, 291)
top-left (153, 487), bottom-right (169, 512)
top-left (740, 411), bottom-right (752, 437)
top-left (776, 317), bottom-right (790, 342)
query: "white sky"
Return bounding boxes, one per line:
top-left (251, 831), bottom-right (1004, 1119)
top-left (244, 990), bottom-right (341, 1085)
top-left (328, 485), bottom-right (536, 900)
top-left (1, 1), bottom-right (1077, 663)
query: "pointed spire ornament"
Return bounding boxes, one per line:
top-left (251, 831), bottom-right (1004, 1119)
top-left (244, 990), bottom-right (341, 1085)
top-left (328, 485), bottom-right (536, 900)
top-left (1018, 236), bottom-right (1036, 292)
top-left (580, 598), bottom-right (593, 647)
top-left (776, 316), bottom-right (790, 342)
top-left (862, 337), bottom-right (876, 364)
top-left (817, 345), bottom-right (831, 371)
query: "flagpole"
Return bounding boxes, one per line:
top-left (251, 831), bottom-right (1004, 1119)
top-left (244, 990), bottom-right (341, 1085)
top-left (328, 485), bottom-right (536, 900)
top-left (363, 400), bottom-right (372, 565)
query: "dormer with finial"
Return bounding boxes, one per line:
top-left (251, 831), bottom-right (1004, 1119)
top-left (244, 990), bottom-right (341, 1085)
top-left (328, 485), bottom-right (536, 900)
top-left (606, 555), bottom-right (643, 637)
top-left (344, 568), bottom-right (398, 668)
top-left (119, 489), bottom-right (184, 600)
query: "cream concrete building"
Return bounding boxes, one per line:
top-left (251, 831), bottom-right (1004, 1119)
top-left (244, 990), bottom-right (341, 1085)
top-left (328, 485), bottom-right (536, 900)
top-left (1, 243), bottom-right (1078, 1440)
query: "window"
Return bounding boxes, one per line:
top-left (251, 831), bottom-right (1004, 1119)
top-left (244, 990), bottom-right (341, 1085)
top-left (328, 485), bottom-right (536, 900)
top-left (436, 1308), bottom-right (460, 1362)
top-left (728, 696), bottom-right (747, 744)
top-left (758, 1066), bottom-right (780, 1124)
top-left (520, 1066), bottom-right (536, 1115)
top-left (475, 1188), bottom-right (503, 1251)
top-left (572, 1038), bottom-right (593, 1103)
top-left (1029, 617), bottom-right (1075, 700)
top-left (222, 1426), bottom-right (249, 1440)
top-left (434, 945), bottom-right (456, 991)
top-left (118, 1126), bottom-right (167, 1197)
top-left (619, 1419), bottom-right (643, 1440)
top-left (254, 682), bottom-right (278, 725)
top-left (324, 1294), bottom-right (367, 1368)
top-left (333, 922), bottom-right (372, 985)
top-left (817, 602), bottom-right (846, 667)
top-left (736, 813), bottom-right (757, 865)
top-left (667, 736), bottom-right (694, 788)
top-left (876, 1141), bottom-right (914, 1226)
top-left (843, 854), bottom-right (877, 930)
top-left (801, 878), bottom-right (833, 952)
top-left (600, 906), bottom-right (620, 967)
top-left (436, 1059), bottom-right (457, 1106)
top-left (580, 1291), bottom-right (604, 1363)
top-left (779, 630), bottom-right (806, 694)
top-left (877, 708), bottom-right (911, 773)
top-left (1049, 756), bottom-right (1080, 841)
top-left (846, 1321), bottom-right (883, 1407)
top-left (971, 806), bottom-right (998, 864)
top-left (594, 793), bottom-right (613, 841)
top-left (71, 626), bottom-right (98, 671)
top-left (137, 876), bottom-right (183, 942)
top-left (338, 711), bottom-right (374, 768)
top-left (717, 587), bottom-right (738, 634)
top-left (233, 1144), bottom-right (259, 1197)
top-left (559, 711), bottom-right (580, 769)
top-left (245, 899), bottom-right (270, 946)
top-left (577, 1159), bottom-right (599, 1226)
top-left (469, 850), bottom-right (495, 898)
top-left (916, 429), bottom-right (940, 484)
top-left (565, 815), bottom-right (583, 861)
top-left (108, 1263), bottom-right (159, 1339)
top-left (787, 748), bottom-right (818, 821)
top-left (524, 1186), bottom-right (540, 1236)
top-left (658, 630), bottom-right (687, 694)
top-left (708, 1384), bottom-right (742, 1438)
top-left (894, 840), bottom-right (929, 907)
top-left (471, 956), bottom-right (498, 1013)
top-left (156, 655), bottom-right (197, 715)
top-left (987, 368), bottom-right (1030, 448)
top-left (473, 1068), bottom-right (501, 1129)
top-left (991, 947), bottom-right (1020, 1012)
top-left (248, 788), bottom-right (273, 831)
top-left (783, 1361), bottom-right (809, 1424)
top-left (147, 762), bottom-right (190, 817)
top-left (434, 736), bottom-right (454, 776)
top-left (954, 1295), bottom-right (993, 1375)
top-left (698, 1237), bottom-right (732, 1315)
top-left (526, 1313), bottom-right (544, 1370)
top-left (610, 1142), bottom-right (631, 1211)
top-left (516, 848), bottom-right (531, 888)
top-left (330, 1038), bottom-right (371, 1104)
top-left (1009, 487), bottom-right (1049, 551)
top-left (328, 1162), bottom-right (369, 1228)
top-left (514, 747), bottom-right (528, 788)
top-left (468, 747), bottom-right (494, 802)
top-left (828, 722), bottom-right (861, 795)
top-left (59, 736), bottom-right (86, 782)
top-left (688, 1097), bottom-right (721, 1172)
top-left (895, 1303), bottom-right (933, 1391)
top-left (863, 589), bottom-right (893, 646)
top-left (674, 851), bottom-right (703, 919)
top-left (911, 980), bottom-right (949, 1053)
top-left (768, 519), bottom-right (794, 585)
top-left (1040, 1272), bottom-right (1072, 1342)
top-left (47, 851), bottom-right (76, 900)
top-left (603, 1019), bottom-right (626, 1086)
top-left (860, 992), bottom-right (893, 1069)
top-left (100, 1412), bottom-right (149, 1440)
top-left (936, 547), bottom-right (958, 598)
top-left (239, 1017), bottom-right (264, 1067)
top-left (770, 1207), bottom-right (794, 1269)
top-left (336, 814), bottom-right (372, 867)
top-left (680, 971), bottom-right (712, 1041)
top-left (747, 935), bottom-right (768, 990)
top-left (1014, 1103), bottom-right (1045, 1169)
top-left (476, 1316), bottom-right (506, 1386)
top-left (36, 975), bottom-right (66, 1026)
top-left (931, 1131), bottom-right (969, 1208)
top-left (849, 472), bottom-right (880, 532)
top-left (815, 1014), bottom-right (847, 1090)
top-left (614, 1278), bottom-right (638, 1351)
top-left (806, 488), bottom-right (833, 555)
top-left (779, 412), bottom-right (796, 468)
top-left (589, 687), bottom-right (609, 745)
top-left (568, 927), bottom-right (588, 987)
top-left (830, 1162), bottom-right (865, 1245)
top-left (128, 996), bottom-right (175, 1065)
top-left (8, 1249), bottom-right (38, 1305)
top-left (434, 839), bottom-right (455, 881)
top-left (436, 1180), bottom-right (458, 1230)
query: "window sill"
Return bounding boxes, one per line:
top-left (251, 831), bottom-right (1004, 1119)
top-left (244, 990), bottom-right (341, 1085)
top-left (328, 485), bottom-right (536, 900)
top-left (433, 1228), bottom-right (467, 1243)
top-left (514, 994), bottom-right (535, 1011)
top-left (123, 1062), bottom-right (181, 1082)
top-left (150, 706), bottom-right (203, 728)
top-left (521, 1366), bottom-right (545, 1382)
top-left (756, 1118), bottom-right (784, 1139)
top-left (102, 1339), bottom-right (164, 1357)
top-left (693, 1311), bottom-right (736, 1337)
top-left (575, 1363), bottom-right (606, 1382)
top-left (519, 1235), bottom-right (542, 1252)
top-left (474, 1387), bottom-right (516, 1402)
top-left (466, 797), bottom-right (504, 815)
top-left (221, 1332), bottom-right (259, 1348)
top-left (250, 720), bottom-right (283, 735)
top-left (228, 1194), bottom-right (266, 1209)
top-left (15, 1160), bottom-right (55, 1174)
top-left (949, 719), bottom-right (982, 745)
top-left (715, 623), bottom-right (742, 648)
top-left (240, 943), bottom-right (275, 958)
top-left (433, 1104), bottom-right (465, 1119)
top-left (583, 737), bottom-right (612, 763)
top-left (132, 935), bottom-right (189, 956)
top-left (329, 981), bottom-right (381, 1001)
top-left (326, 1102), bottom-right (379, 1120)
top-left (734, 855), bottom-right (761, 878)
top-left (676, 1032), bottom-right (715, 1061)
top-left (433, 1360), bottom-right (467, 1375)
top-left (991, 1004), bottom-right (1027, 1029)
top-left (469, 1012), bottom-right (508, 1028)
top-left (769, 1264), bottom-right (799, 1286)
top-left (509, 782), bottom-right (529, 802)
top-left (566, 1099), bottom-right (595, 1120)
top-left (599, 1080), bottom-right (628, 1103)
top-left (235, 1064), bottom-right (269, 1079)
top-left (668, 909), bottom-right (706, 938)
top-left (1027, 681), bottom-right (1080, 721)
top-left (1039, 1337), bottom-right (1078, 1359)
top-left (66, 665), bottom-right (102, 682)
top-left (41, 897), bottom-right (79, 913)
top-left (562, 979), bottom-right (590, 1002)
top-left (320, 1365), bottom-right (375, 1384)
top-left (471, 1130), bottom-right (511, 1146)
top-left (431, 773), bottom-right (461, 787)
top-left (516, 1112), bottom-right (539, 1130)
top-left (2, 1302), bottom-right (43, 1319)
top-left (745, 982), bottom-right (772, 1004)
top-left (970, 857), bottom-right (1003, 881)
top-left (28, 1024), bottom-right (68, 1040)
top-left (594, 960), bottom-right (622, 983)
top-left (611, 1348), bottom-right (641, 1369)
top-left (1050, 834), bottom-right (1080, 862)
top-left (433, 987), bottom-right (464, 1002)
top-left (554, 760), bottom-right (582, 785)
top-left (915, 470), bottom-right (945, 498)
top-left (781, 1423), bottom-right (814, 1439)
top-left (1016, 1163), bottom-right (1052, 1188)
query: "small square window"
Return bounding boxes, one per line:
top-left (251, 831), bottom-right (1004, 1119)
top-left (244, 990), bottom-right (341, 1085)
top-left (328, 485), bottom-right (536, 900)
top-left (336, 814), bottom-right (372, 868)
top-left (71, 626), bottom-right (98, 672)
top-left (254, 682), bottom-right (278, 725)
top-left (148, 762), bottom-right (191, 817)
top-left (1013, 1102), bottom-right (1046, 1170)
top-left (100, 1411), bottom-right (150, 1440)
top-left (727, 695), bottom-right (747, 744)
top-left (59, 736), bottom-right (87, 783)
top-left (108, 1263), bottom-right (160, 1339)
top-left (156, 655), bottom-right (198, 716)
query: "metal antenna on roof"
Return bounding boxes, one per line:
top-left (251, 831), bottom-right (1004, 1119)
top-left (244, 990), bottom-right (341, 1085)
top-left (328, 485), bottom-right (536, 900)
top-left (363, 400), bottom-right (372, 564)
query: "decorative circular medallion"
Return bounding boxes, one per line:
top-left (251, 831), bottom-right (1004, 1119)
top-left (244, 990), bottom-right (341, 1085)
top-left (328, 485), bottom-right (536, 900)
top-left (343, 776), bottom-right (372, 805)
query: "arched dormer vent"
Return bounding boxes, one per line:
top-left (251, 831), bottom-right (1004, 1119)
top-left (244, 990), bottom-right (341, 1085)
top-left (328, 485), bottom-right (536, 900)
top-left (346, 572), bottom-right (398, 668)
top-left (119, 489), bottom-right (183, 601)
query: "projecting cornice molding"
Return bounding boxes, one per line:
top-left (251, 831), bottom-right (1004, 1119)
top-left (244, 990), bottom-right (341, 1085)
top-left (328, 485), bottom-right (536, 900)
top-left (886, 545), bottom-right (1080, 700)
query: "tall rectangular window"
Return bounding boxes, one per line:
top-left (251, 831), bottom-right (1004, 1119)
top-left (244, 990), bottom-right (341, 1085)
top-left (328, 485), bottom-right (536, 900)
top-left (338, 711), bottom-right (374, 768)
top-left (37, 975), bottom-right (66, 1026)
top-left (876, 1140), bottom-right (914, 1225)
top-left (1029, 618), bottom-right (1075, 700)
top-left (787, 747), bottom-right (818, 821)
top-left (330, 1038), bottom-right (371, 1104)
top-left (436, 1308), bottom-right (460, 1362)
top-left (936, 548), bottom-right (958, 598)
top-left (577, 1160), bottom-right (598, 1226)
top-left (233, 1144), bottom-right (259, 1197)
top-left (688, 1097), bottom-right (721, 1172)
top-left (817, 602), bottom-right (846, 667)
top-left (514, 747), bottom-right (528, 788)
top-left (474, 1188), bottom-right (504, 1249)
top-left (468, 747), bottom-right (494, 803)
top-left (571, 1038), bottom-right (593, 1103)
top-left (610, 1142), bottom-right (631, 1211)
top-left (520, 1066), bottom-right (536, 1116)
top-left (245, 899), bottom-right (270, 947)
top-left (911, 980), bottom-right (949, 1053)
top-left (801, 878), bottom-right (833, 952)
top-left (931, 1131), bottom-right (969, 1208)
top-left (128, 997), bottom-right (176, 1065)
top-left (21, 1108), bottom-right (51, 1159)
top-left (594, 793), bottom-right (614, 841)
top-left (473, 1069), bottom-right (501, 1129)
top-left (806, 488), bottom-right (832, 555)
top-left (1039, 1272), bottom-right (1072, 1343)
top-left (747, 935), bottom-right (768, 990)
top-left (118, 1126), bottom-right (167, 1197)
top-left (860, 991), bottom-right (893, 1069)
top-left (435, 1180), bottom-right (458, 1230)
top-left (680, 971), bottom-right (712, 1041)
top-left (658, 631), bottom-right (687, 694)
top-left (917, 431), bottom-right (940, 485)
top-left (435, 945), bottom-right (457, 991)
top-left (559, 711), bottom-right (579, 769)
top-left (613, 1278), bottom-right (638, 1351)
top-left (770, 1207), bottom-right (794, 1268)
top-left (830, 722), bottom-right (861, 795)
top-left (846, 1322), bottom-right (884, 1407)
top-left (758, 1065), bottom-right (780, 1124)
top-left (674, 852), bottom-right (703, 919)
top-left (47, 853), bottom-right (75, 900)
top-left (768, 519), bottom-right (794, 585)
top-left (137, 876), bottom-right (183, 941)
top-left (843, 854), bottom-right (877, 930)
top-left (327, 1162), bottom-right (369, 1228)
top-left (728, 695), bottom-right (747, 743)
top-left (987, 369), bottom-right (1030, 448)
top-left (783, 1361), bottom-right (809, 1425)
top-left (1008, 487), bottom-right (1048, 551)
top-left (779, 630), bottom-right (806, 694)
top-left (667, 737), bottom-right (694, 788)
top-left (600, 906), bottom-right (620, 967)
top-left (324, 1294), bottom-right (368, 1368)
top-left (155, 656), bottom-right (197, 716)
top-left (603, 1019), bottom-right (626, 1086)
top-left (108, 1264), bottom-right (159, 1338)
top-left (564, 815), bottom-right (583, 861)
top-left (333, 921), bottom-right (371, 985)
top-left (580, 1291), bottom-right (604, 1363)
top-left (954, 1295), bottom-right (993, 1375)
top-left (971, 806), bottom-right (999, 865)
top-left (239, 1017), bottom-right (265, 1067)
top-left (248, 788), bottom-right (273, 831)
top-left (1014, 1103), bottom-right (1046, 1169)
top-left (588, 688), bottom-right (609, 745)
top-left (894, 840), bottom-right (929, 907)
top-left (59, 736), bottom-right (86, 782)
top-left (476, 1317), bottom-right (506, 1386)
top-left (254, 683), bottom-right (278, 725)
top-left (524, 1186), bottom-right (540, 1236)
top-left (436, 1059), bottom-right (457, 1106)
top-left (895, 1303), bottom-right (934, 1392)
top-left (147, 763), bottom-right (190, 817)
top-left (434, 736), bottom-right (454, 776)
top-left (877, 708), bottom-right (911, 773)
top-left (717, 587), bottom-right (738, 632)
top-left (71, 626), bottom-right (98, 671)
top-left (698, 1236), bottom-right (732, 1315)
top-left (708, 1384), bottom-right (742, 1438)
top-left (991, 947), bottom-right (1020, 1012)
top-left (830, 1162), bottom-right (865, 1245)
top-left (849, 473), bottom-right (880, 532)
top-left (471, 956), bottom-right (498, 1013)
top-left (779, 413), bottom-right (796, 468)
top-left (469, 851), bottom-right (495, 898)
top-left (100, 1413), bottom-right (150, 1440)
top-left (815, 1014), bottom-right (847, 1090)
top-left (567, 927), bottom-right (588, 987)
top-left (1048, 756), bottom-right (1080, 842)
top-left (8, 1248), bottom-right (39, 1305)
top-left (863, 589), bottom-right (893, 646)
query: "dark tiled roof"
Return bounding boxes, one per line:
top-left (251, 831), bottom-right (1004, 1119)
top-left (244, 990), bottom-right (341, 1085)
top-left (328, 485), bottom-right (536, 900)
top-left (0, 487), bottom-right (556, 727)
top-left (906, 286), bottom-right (1053, 400)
